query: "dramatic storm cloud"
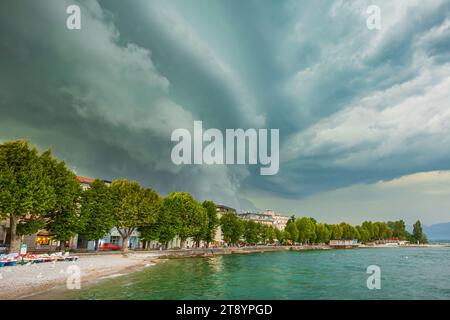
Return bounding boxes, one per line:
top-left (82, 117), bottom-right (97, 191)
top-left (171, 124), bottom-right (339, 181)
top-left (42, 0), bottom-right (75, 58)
top-left (1, 0), bottom-right (449, 223)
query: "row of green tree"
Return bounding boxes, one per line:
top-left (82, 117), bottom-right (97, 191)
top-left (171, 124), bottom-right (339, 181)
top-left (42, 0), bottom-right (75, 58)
top-left (215, 213), bottom-right (427, 246)
top-left (0, 140), bottom-right (428, 254)
top-left (0, 140), bottom-right (221, 253)
top-left (282, 217), bottom-right (427, 244)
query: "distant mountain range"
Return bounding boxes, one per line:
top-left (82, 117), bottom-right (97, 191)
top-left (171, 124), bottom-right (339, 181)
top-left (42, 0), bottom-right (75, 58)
top-left (423, 222), bottom-right (450, 241)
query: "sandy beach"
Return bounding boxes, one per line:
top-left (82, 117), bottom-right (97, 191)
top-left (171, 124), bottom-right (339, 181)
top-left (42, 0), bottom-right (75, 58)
top-left (0, 252), bottom-right (161, 300)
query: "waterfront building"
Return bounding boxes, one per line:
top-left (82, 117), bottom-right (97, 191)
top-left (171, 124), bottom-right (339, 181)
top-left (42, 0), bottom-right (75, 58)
top-left (237, 210), bottom-right (289, 230)
top-left (263, 209), bottom-right (289, 230)
top-left (329, 239), bottom-right (359, 248)
top-left (238, 212), bottom-right (274, 226)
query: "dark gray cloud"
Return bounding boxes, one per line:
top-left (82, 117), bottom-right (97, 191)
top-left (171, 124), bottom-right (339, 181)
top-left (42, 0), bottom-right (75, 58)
top-left (1, 0), bottom-right (450, 221)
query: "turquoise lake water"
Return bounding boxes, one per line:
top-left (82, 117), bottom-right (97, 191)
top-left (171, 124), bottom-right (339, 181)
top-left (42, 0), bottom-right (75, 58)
top-left (49, 247), bottom-right (450, 300)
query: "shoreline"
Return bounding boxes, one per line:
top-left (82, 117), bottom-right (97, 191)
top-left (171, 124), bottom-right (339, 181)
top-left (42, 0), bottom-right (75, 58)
top-left (0, 252), bottom-right (160, 300)
top-left (2, 244), bottom-right (449, 300)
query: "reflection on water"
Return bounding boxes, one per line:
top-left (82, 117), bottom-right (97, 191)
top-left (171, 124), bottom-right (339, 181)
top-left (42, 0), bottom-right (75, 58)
top-left (37, 248), bottom-right (450, 300)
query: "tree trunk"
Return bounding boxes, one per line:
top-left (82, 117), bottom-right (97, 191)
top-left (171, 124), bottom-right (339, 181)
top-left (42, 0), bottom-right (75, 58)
top-left (59, 240), bottom-right (66, 252)
top-left (180, 238), bottom-right (186, 249)
top-left (95, 239), bottom-right (99, 251)
top-left (122, 236), bottom-right (129, 253)
top-left (8, 214), bottom-right (21, 254)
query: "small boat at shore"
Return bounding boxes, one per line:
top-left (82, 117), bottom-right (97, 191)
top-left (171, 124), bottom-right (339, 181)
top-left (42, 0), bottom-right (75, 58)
top-left (0, 253), bottom-right (20, 267)
top-left (0, 252), bottom-right (79, 267)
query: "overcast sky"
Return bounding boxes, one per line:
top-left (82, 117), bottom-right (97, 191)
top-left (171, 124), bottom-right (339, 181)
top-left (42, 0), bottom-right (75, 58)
top-left (1, 0), bottom-right (450, 225)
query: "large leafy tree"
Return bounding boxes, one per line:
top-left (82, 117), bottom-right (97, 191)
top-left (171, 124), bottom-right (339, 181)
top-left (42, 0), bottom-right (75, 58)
top-left (201, 200), bottom-right (219, 248)
top-left (137, 195), bottom-right (162, 249)
top-left (110, 180), bottom-right (159, 252)
top-left (412, 220), bottom-right (427, 244)
top-left (315, 223), bottom-right (331, 244)
top-left (266, 226), bottom-right (276, 244)
top-left (284, 219), bottom-right (299, 243)
top-left (243, 220), bottom-right (260, 244)
top-left (373, 222), bottom-right (392, 240)
top-left (296, 217), bottom-right (316, 244)
top-left (356, 225), bottom-right (370, 243)
top-left (220, 211), bottom-right (243, 245)
top-left (41, 150), bottom-right (81, 250)
top-left (361, 221), bottom-right (374, 241)
top-left (138, 223), bottom-right (161, 249)
top-left (156, 196), bottom-right (182, 249)
top-left (329, 224), bottom-right (343, 240)
top-left (274, 228), bottom-right (283, 244)
top-left (387, 220), bottom-right (409, 240)
top-left (340, 222), bottom-right (358, 239)
top-left (0, 141), bottom-right (56, 253)
top-left (259, 224), bottom-right (274, 244)
top-left (281, 230), bottom-right (290, 244)
top-left (79, 179), bottom-right (115, 250)
top-left (162, 192), bottom-right (206, 249)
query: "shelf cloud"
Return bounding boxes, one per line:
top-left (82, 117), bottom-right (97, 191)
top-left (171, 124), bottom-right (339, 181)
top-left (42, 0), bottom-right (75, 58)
top-left (1, 0), bottom-right (449, 223)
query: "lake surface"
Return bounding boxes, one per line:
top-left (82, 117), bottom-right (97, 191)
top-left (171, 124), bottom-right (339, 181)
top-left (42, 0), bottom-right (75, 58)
top-left (46, 247), bottom-right (450, 300)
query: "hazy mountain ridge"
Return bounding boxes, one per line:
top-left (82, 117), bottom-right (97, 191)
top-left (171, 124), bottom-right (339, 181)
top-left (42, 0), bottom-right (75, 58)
top-left (423, 222), bottom-right (450, 241)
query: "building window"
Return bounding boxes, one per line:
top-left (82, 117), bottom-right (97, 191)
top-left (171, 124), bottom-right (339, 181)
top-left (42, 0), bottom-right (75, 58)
top-left (110, 236), bottom-right (120, 245)
top-left (36, 236), bottom-right (51, 245)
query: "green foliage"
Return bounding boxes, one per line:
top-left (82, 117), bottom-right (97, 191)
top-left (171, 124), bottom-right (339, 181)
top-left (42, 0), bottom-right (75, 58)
top-left (41, 150), bottom-right (81, 242)
top-left (110, 180), bottom-right (159, 250)
top-left (329, 224), bottom-right (343, 240)
top-left (387, 220), bottom-right (409, 240)
top-left (281, 231), bottom-right (290, 244)
top-left (340, 222), bottom-right (358, 239)
top-left (243, 220), bottom-right (260, 244)
top-left (156, 196), bottom-right (182, 246)
top-left (0, 138), bottom-right (432, 251)
top-left (259, 224), bottom-right (276, 244)
top-left (284, 219), bottom-right (298, 242)
top-left (356, 225), bottom-right (370, 242)
top-left (266, 226), bottom-right (276, 243)
top-left (201, 200), bottom-right (219, 246)
top-left (315, 223), bottom-right (331, 243)
top-left (274, 228), bottom-right (283, 243)
top-left (412, 220), bottom-right (427, 244)
top-left (16, 219), bottom-right (46, 236)
top-left (374, 222), bottom-right (393, 239)
top-left (0, 141), bottom-right (56, 252)
top-left (162, 192), bottom-right (207, 248)
top-left (220, 211), bottom-right (243, 245)
top-left (79, 180), bottom-right (115, 242)
top-left (0, 140), bottom-right (56, 217)
top-left (296, 217), bottom-right (316, 244)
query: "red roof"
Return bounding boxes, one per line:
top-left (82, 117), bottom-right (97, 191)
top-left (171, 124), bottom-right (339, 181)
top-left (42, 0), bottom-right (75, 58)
top-left (76, 176), bottom-right (95, 184)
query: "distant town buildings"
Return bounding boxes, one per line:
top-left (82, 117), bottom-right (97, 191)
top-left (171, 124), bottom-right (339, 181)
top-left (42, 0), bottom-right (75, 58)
top-left (263, 209), bottom-right (289, 230)
top-left (238, 209), bottom-right (289, 230)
